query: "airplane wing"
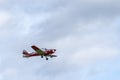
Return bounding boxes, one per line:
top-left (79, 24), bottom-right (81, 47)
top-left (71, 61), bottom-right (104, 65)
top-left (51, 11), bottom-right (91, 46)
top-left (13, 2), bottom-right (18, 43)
top-left (31, 45), bottom-right (45, 55)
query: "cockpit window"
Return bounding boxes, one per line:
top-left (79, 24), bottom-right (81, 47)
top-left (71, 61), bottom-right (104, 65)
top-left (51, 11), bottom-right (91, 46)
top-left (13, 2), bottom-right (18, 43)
top-left (41, 48), bottom-right (47, 51)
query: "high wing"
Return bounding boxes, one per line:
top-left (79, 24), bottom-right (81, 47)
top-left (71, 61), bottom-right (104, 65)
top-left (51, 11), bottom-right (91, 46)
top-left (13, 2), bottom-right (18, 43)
top-left (31, 45), bottom-right (45, 55)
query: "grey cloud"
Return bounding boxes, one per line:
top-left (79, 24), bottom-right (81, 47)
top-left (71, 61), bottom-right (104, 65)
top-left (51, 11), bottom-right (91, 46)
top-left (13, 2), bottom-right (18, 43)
top-left (28, 4), bottom-right (120, 44)
top-left (0, 0), bottom-right (67, 14)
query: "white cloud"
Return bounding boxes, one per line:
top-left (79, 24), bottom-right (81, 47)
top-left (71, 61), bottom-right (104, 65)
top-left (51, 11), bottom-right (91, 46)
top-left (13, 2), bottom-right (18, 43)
top-left (21, 13), bottom-right (51, 35)
top-left (0, 11), bottom-right (11, 26)
top-left (71, 46), bottom-right (119, 65)
top-left (0, 11), bottom-right (13, 38)
top-left (0, 0), bottom-right (6, 3)
top-left (0, 68), bottom-right (18, 80)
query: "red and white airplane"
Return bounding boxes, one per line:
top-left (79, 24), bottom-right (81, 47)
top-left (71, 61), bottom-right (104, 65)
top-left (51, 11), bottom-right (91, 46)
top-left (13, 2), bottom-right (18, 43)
top-left (23, 45), bottom-right (57, 60)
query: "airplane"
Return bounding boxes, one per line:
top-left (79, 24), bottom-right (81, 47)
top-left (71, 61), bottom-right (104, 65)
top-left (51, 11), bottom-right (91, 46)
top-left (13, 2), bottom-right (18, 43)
top-left (23, 45), bottom-right (57, 60)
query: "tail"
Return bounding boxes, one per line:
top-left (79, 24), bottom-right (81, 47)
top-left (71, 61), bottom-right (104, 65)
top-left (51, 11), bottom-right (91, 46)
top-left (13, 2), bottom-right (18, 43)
top-left (23, 50), bottom-right (29, 55)
top-left (23, 50), bottom-right (30, 58)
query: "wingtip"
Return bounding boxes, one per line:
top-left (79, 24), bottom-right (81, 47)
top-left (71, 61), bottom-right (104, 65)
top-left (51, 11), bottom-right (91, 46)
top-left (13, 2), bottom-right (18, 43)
top-left (31, 45), bottom-right (35, 47)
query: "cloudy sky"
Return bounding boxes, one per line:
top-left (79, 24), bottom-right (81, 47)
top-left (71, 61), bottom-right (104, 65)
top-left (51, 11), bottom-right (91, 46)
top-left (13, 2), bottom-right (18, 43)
top-left (0, 0), bottom-right (120, 80)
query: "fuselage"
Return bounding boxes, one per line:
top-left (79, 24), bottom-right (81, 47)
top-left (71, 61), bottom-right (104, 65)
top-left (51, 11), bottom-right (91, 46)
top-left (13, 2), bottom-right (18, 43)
top-left (45, 49), bottom-right (56, 54)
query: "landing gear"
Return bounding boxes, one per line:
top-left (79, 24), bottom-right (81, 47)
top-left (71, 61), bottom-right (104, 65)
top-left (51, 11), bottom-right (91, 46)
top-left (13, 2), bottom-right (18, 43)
top-left (41, 56), bottom-right (43, 58)
top-left (46, 58), bottom-right (48, 60)
top-left (45, 56), bottom-right (48, 60)
top-left (50, 56), bottom-right (53, 58)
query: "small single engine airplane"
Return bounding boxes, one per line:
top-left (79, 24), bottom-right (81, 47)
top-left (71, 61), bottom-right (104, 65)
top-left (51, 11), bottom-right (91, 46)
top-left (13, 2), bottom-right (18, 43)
top-left (23, 45), bottom-right (57, 60)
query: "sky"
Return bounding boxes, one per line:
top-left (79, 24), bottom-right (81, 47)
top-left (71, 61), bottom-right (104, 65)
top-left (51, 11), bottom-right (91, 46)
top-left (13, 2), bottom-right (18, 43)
top-left (0, 0), bottom-right (120, 80)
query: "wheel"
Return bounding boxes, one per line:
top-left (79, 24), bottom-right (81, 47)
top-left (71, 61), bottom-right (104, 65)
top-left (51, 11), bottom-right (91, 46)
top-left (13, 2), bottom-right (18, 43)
top-left (50, 56), bottom-right (53, 58)
top-left (46, 58), bottom-right (48, 60)
top-left (41, 56), bottom-right (43, 58)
